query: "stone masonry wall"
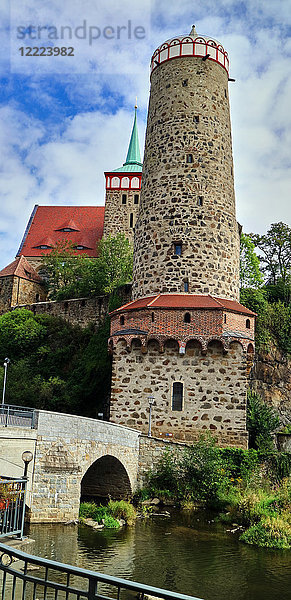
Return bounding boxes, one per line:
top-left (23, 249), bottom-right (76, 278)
top-left (0, 276), bottom-right (14, 313)
top-left (0, 276), bottom-right (46, 315)
top-left (133, 56), bottom-right (240, 301)
top-left (110, 338), bottom-right (248, 448)
top-left (103, 189), bottom-right (140, 244)
top-left (251, 346), bottom-right (291, 424)
top-left (14, 285), bottom-right (132, 329)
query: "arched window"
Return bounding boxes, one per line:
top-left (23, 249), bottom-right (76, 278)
top-left (246, 319), bottom-right (250, 329)
top-left (112, 177), bottom-right (120, 188)
top-left (121, 177), bottom-right (129, 188)
top-left (120, 315), bottom-right (125, 325)
top-left (131, 177), bottom-right (139, 188)
top-left (172, 382), bottom-right (183, 411)
top-left (184, 312), bottom-right (191, 323)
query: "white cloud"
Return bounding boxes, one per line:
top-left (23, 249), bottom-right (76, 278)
top-left (0, 0), bottom-right (291, 271)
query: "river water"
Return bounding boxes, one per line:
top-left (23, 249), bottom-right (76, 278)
top-left (27, 510), bottom-right (291, 600)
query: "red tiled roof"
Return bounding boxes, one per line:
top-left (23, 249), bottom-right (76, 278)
top-left (17, 206), bottom-right (105, 258)
top-left (0, 256), bottom-right (43, 283)
top-left (111, 294), bottom-right (256, 316)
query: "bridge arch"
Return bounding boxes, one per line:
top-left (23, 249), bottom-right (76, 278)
top-left (81, 454), bottom-right (132, 500)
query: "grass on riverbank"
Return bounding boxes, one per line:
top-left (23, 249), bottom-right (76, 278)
top-left (136, 437), bottom-right (291, 550)
top-left (79, 499), bottom-right (136, 528)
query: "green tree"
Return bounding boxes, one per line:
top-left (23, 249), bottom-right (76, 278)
top-left (240, 233), bottom-right (263, 289)
top-left (41, 234), bottom-right (133, 300)
top-left (0, 309), bottom-right (47, 360)
top-left (96, 234), bottom-right (133, 294)
top-left (250, 222), bottom-right (291, 287)
top-left (0, 309), bottom-right (111, 416)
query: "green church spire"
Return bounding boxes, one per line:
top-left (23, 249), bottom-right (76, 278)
top-left (112, 106), bottom-right (143, 173)
top-left (124, 106), bottom-right (142, 167)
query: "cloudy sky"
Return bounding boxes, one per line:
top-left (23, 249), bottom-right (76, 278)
top-left (0, 0), bottom-right (290, 269)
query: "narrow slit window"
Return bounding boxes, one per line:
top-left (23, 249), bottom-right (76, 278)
top-left (174, 243), bottom-right (182, 256)
top-left (198, 196), bottom-right (203, 206)
top-left (182, 79), bottom-right (188, 87)
top-left (122, 194), bottom-right (127, 204)
top-left (224, 314), bottom-right (227, 323)
top-left (246, 319), bottom-right (250, 329)
top-left (194, 116), bottom-right (199, 123)
top-left (134, 194), bottom-right (139, 204)
top-left (120, 316), bottom-right (125, 325)
top-left (151, 312), bottom-right (155, 323)
top-left (184, 279), bottom-right (189, 292)
top-left (186, 154), bottom-right (193, 164)
top-left (184, 312), bottom-right (191, 323)
top-left (130, 212), bottom-right (134, 228)
top-left (172, 382), bottom-right (183, 411)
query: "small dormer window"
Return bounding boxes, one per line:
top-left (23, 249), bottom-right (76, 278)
top-left (74, 245), bottom-right (89, 250)
top-left (58, 227), bottom-right (76, 232)
top-left (34, 245), bottom-right (52, 249)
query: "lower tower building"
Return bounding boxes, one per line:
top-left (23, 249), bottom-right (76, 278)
top-left (109, 27), bottom-right (256, 448)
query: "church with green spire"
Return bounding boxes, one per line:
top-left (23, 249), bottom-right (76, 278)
top-left (0, 108), bottom-right (143, 312)
top-left (103, 107), bottom-right (143, 243)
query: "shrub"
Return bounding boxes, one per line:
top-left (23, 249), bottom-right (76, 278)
top-left (79, 502), bottom-right (107, 523)
top-left (102, 514), bottom-right (120, 529)
top-left (147, 448), bottom-right (179, 493)
top-left (247, 391), bottom-right (279, 450)
top-left (107, 500), bottom-right (136, 525)
top-left (177, 436), bottom-right (231, 504)
top-left (240, 515), bottom-right (291, 549)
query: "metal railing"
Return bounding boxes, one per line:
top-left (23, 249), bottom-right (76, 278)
top-left (0, 405), bottom-right (37, 429)
top-left (0, 478), bottom-right (27, 538)
top-left (0, 542), bottom-right (203, 600)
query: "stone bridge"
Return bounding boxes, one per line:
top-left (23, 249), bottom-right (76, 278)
top-left (0, 409), bottom-right (183, 522)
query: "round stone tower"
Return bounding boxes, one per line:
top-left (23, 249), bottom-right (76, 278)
top-left (133, 26), bottom-right (240, 300)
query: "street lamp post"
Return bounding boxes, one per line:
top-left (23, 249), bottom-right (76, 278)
top-left (20, 450), bottom-right (33, 538)
top-left (22, 450), bottom-right (33, 478)
top-left (148, 395), bottom-right (155, 437)
top-left (2, 357), bottom-right (10, 406)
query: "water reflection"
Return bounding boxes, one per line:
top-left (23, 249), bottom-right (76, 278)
top-left (27, 510), bottom-right (291, 600)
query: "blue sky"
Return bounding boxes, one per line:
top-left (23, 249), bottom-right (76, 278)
top-left (0, 0), bottom-right (291, 269)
